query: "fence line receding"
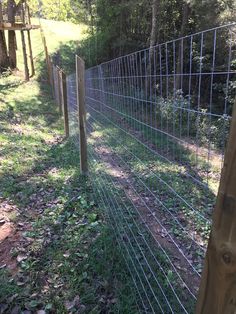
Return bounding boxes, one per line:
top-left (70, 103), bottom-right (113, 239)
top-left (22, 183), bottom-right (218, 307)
top-left (53, 23), bottom-right (236, 313)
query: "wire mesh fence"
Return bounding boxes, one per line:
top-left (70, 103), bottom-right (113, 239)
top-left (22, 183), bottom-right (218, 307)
top-left (54, 23), bottom-right (236, 313)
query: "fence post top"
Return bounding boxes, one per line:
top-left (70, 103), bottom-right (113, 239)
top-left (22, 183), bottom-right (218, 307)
top-left (76, 55), bottom-right (85, 66)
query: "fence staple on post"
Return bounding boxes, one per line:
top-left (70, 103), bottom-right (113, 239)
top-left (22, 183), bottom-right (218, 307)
top-left (60, 70), bottom-right (69, 138)
top-left (196, 98), bottom-right (236, 313)
top-left (76, 55), bottom-right (88, 175)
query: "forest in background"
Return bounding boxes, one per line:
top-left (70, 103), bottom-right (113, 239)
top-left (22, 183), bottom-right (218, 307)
top-left (28, 0), bottom-right (236, 65)
top-left (33, 0), bottom-right (236, 149)
top-left (0, 0), bottom-right (235, 146)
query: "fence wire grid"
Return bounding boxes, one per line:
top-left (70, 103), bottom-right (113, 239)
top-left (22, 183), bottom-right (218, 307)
top-left (63, 24), bottom-right (236, 313)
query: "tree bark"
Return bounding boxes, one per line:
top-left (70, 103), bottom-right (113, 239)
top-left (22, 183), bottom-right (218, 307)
top-left (145, 0), bottom-right (160, 98)
top-left (8, 31), bottom-right (17, 69)
top-left (149, 0), bottom-right (159, 50)
top-left (15, 0), bottom-right (26, 11)
top-left (0, 31), bottom-right (9, 72)
top-left (176, 1), bottom-right (190, 91)
top-left (0, 0), bottom-right (3, 22)
top-left (7, 0), bottom-right (17, 70)
top-left (7, 0), bottom-right (16, 22)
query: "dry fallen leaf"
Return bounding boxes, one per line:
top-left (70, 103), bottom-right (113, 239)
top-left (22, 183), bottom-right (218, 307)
top-left (64, 300), bottom-right (75, 310)
top-left (16, 254), bottom-right (28, 263)
top-left (64, 295), bottom-right (80, 310)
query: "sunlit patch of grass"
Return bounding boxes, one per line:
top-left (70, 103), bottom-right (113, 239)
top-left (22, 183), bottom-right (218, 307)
top-left (91, 130), bottom-right (104, 139)
top-left (13, 19), bottom-right (88, 74)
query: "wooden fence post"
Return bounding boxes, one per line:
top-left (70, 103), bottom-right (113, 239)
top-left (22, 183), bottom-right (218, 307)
top-left (27, 30), bottom-right (35, 77)
top-left (20, 30), bottom-right (29, 81)
top-left (60, 70), bottom-right (69, 138)
top-left (41, 32), bottom-right (52, 85)
top-left (56, 65), bottom-right (62, 114)
top-left (196, 100), bottom-right (236, 313)
top-left (76, 55), bottom-right (88, 175)
top-left (49, 60), bottom-right (55, 98)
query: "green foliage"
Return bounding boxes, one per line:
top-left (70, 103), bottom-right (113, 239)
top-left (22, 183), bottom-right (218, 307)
top-left (28, 0), bottom-right (87, 22)
top-left (78, 0), bottom-right (236, 64)
top-left (154, 94), bottom-right (231, 150)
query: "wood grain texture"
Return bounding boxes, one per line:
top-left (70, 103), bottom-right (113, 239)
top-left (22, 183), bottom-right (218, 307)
top-left (20, 30), bottom-right (29, 81)
top-left (41, 33), bottom-right (52, 86)
top-left (196, 100), bottom-right (236, 313)
top-left (56, 65), bottom-right (62, 114)
top-left (27, 30), bottom-right (34, 77)
top-left (60, 70), bottom-right (69, 138)
top-left (76, 55), bottom-right (88, 175)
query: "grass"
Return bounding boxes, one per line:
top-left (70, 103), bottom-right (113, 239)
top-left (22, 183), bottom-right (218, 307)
top-left (84, 120), bottom-right (197, 313)
top-left (90, 106), bottom-right (213, 234)
top-left (0, 20), bottom-right (138, 313)
top-left (104, 92), bottom-right (222, 194)
top-left (8, 18), bottom-right (88, 76)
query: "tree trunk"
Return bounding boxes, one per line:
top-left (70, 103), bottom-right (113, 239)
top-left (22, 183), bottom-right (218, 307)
top-left (0, 31), bottom-right (9, 72)
top-left (145, 0), bottom-right (160, 98)
top-left (8, 30), bottom-right (17, 69)
top-left (7, 0), bottom-right (17, 70)
top-left (149, 0), bottom-right (159, 50)
top-left (7, 0), bottom-right (16, 22)
top-left (87, 0), bottom-right (94, 35)
top-left (176, 1), bottom-right (190, 91)
top-left (0, 0), bottom-right (3, 22)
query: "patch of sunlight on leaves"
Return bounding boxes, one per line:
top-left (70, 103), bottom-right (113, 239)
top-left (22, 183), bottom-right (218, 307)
top-left (91, 130), bottom-right (104, 139)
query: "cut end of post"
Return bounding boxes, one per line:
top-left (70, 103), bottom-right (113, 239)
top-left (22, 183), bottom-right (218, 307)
top-left (76, 54), bottom-right (85, 66)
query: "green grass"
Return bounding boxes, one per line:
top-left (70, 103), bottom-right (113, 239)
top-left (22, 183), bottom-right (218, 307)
top-left (6, 18), bottom-right (88, 75)
top-left (0, 20), bottom-right (138, 313)
top-left (85, 126), bottom-right (197, 313)
top-left (85, 105), bottom-right (212, 269)
top-left (104, 92), bottom-right (221, 194)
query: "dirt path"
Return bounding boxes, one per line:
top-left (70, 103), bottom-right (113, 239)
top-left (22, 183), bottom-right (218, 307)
top-left (90, 134), bottom-right (201, 295)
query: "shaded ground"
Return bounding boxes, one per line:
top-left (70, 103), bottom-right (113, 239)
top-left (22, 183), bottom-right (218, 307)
top-left (0, 75), bottom-right (137, 313)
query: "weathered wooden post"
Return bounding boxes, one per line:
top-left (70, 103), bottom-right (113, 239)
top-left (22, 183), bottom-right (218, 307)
top-left (76, 55), bottom-right (88, 175)
top-left (20, 30), bottom-right (29, 81)
top-left (52, 64), bottom-right (57, 100)
top-left (56, 65), bottom-right (62, 114)
top-left (27, 4), bottom-right (31, 24)
top-left (41, 33), bottom-right (52, 85)
top-left (7, 0), bottom-right (17, 70)
top-left (196, 100), bottom-right (236, 313)
top-left (0, 1), bottom-right (3, 23)
top-left (60, 70), bottom-right (69, 138)
top-left (27, 30), bottom-right (34, 77)
top-left (50, 60), bottom-right (55, 98)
